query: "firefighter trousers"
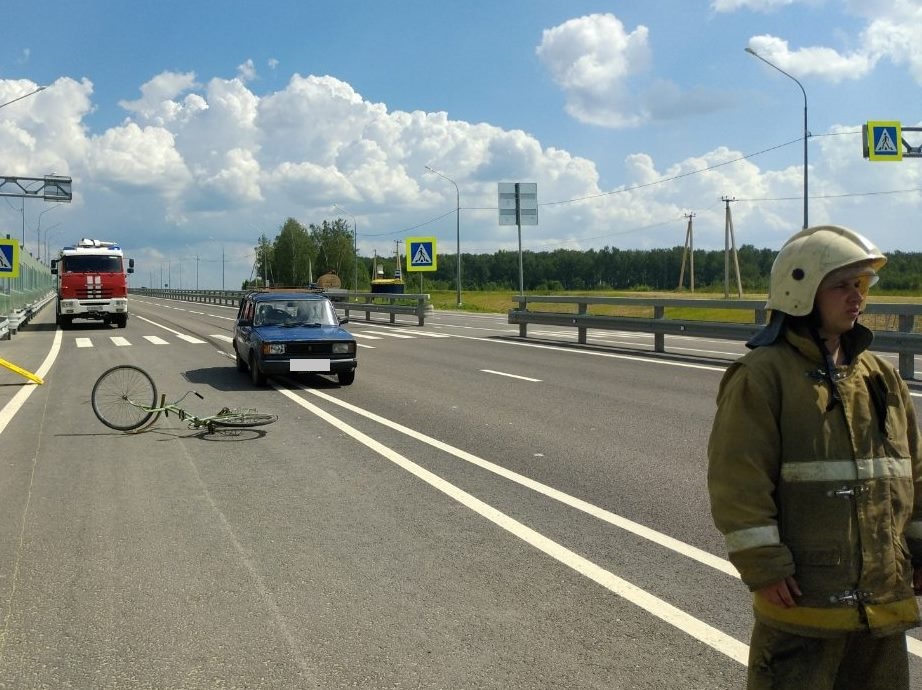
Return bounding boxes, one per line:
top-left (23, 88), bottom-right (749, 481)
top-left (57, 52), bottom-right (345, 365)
top-left (746, 620), bottom-right (910, 690)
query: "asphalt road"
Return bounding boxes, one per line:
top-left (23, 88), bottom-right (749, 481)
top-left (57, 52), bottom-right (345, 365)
top-left (0, 297), bottom-right (920, 689)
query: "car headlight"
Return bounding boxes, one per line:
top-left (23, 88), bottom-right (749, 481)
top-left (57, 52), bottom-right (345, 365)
top-left (263, 343), bottom-right (286, 355)
top-left (332, 342), bottom-right (355, 354)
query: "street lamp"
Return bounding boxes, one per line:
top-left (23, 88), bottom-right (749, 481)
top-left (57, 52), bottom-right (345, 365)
top-left (745, 46), bottom-right (809, 230)
top-left (43, 222), bottom-right (63, 264)
top-left (35, 204), bottom-right (62, 261)
top-left (332, 202), bottom-right (359, 293)
top-left (424, 165), bottom-right (462, 307)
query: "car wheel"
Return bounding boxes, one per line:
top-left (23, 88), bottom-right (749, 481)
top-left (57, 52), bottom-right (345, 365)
top-left (234, 343), bottom-right (248, 372)
top-left (249, 353), bottom-right (267, 386)
top-left (337, 369), bottom-right (355, 386)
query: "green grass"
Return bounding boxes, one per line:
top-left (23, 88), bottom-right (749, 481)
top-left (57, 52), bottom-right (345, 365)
top-left (427, 289), bottom-right (922, 332)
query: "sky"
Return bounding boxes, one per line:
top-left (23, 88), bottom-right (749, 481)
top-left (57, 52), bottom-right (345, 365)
top-left (2, 0), bottom-right (921, 290)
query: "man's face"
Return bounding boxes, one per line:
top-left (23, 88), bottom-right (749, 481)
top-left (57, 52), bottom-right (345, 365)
top-left (815, 265), bottom-right (877, 337)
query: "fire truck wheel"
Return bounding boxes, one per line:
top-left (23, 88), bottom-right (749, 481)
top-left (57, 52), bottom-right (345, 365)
top-left (116, 314), bottom-right (128, 328)
top-left (56, 314), bottom-right (72, 329)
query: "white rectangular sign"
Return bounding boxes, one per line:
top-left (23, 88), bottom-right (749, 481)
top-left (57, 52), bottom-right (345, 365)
top-left (498, 182), bottom-right (538, 226)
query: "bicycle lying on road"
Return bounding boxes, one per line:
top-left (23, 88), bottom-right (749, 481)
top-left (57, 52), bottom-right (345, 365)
top-left (91, 365), bottom-right (277, 433)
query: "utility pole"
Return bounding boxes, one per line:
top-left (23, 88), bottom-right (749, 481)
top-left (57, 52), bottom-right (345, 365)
top-left (721, 196), bottom-right (743, 298)
top-left (678, 213), bottom-right (695, 292)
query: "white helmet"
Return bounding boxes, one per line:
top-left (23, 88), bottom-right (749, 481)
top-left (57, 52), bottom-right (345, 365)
top-left (766, 225), bottom-right (886, 316)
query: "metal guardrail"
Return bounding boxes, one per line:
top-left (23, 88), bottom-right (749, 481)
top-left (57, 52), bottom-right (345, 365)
top-left (340, 292), bottom-right (431, 326)
top-left (130, 288), bottom-right (433, 326)
top-left (509, 295), bottom-right (922, 380)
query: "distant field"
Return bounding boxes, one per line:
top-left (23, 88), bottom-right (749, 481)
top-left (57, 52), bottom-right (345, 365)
top-left (427, 289), bottom-right (922, 333)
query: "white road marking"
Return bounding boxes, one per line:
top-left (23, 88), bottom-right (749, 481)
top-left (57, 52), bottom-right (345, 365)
top-left (110, 337), bottom-right (131, 347)
top-left (360, 330), bottom-right (415, 339)
top-left (276, 383), bottom-right (749, 665)
top-left (210, 334), bottom-right (233, 343)
top-left (143, 336), bottom-right (170, 345)
top-left (75, 338), bottom-right (93, 348)
top-left (481, 369), bottom-right (541, 382)
top-left (351, 333), bottom-right (383, 340)
top-left (0, 329), bottom-right (62, 434)
top-left (133, 314), bottom-right (205, 343)
top-left (393, 329), bottom-right (450, 338)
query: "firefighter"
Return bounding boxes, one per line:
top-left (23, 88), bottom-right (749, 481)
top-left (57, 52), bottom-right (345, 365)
top-left (707, 225), bottom-right (922, 689)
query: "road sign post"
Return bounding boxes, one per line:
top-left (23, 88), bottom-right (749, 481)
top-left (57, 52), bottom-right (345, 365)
top-left (499, 182), bottom-right (537, 296)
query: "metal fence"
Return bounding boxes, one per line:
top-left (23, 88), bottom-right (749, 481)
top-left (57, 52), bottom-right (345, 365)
top-left (509, 295), bottom-right (922, 380)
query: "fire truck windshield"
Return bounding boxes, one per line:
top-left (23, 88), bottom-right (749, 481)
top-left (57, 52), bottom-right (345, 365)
top-left (62, 256), bottom-right (123, 273)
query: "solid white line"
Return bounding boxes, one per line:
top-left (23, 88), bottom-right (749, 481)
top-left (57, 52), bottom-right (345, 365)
top-left (453, 333), bottom-right (727, 372)
top-left (481, 369), bottom-right (542, 382)
top-left (303, 386), bottom-right (739, 578)
top-left (177, 334), bottom-right (206, 344)
top-left (275, 383), bottom-right (749, 665)
top-left (0, 329), bottom-right (62, 436)
top-left (351, 333), bottom-right (383, 340)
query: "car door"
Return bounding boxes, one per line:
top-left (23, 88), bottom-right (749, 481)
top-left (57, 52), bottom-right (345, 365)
top-left (234, 298), bottom-right (256, 356)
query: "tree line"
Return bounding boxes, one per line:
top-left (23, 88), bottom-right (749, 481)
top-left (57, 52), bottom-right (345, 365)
top-left (251, 218), bottom-right (922, 293)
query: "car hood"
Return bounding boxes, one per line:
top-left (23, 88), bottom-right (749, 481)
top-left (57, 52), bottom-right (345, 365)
top-left (253, 324), bottom-right (355, 342)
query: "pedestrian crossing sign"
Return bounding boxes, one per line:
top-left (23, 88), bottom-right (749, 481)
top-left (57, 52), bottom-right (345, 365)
top-left (866, 121), bottom-right (902, 161)
top-left (0, 239), bottom-right (19, 278)
top-left (406, 237), bottom-right (437, 272)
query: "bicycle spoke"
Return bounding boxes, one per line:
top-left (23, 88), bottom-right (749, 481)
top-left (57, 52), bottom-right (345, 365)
top-left (210, 411), bottom-right (277, 428)
top-left (91, 365), bottom-right (158, 431)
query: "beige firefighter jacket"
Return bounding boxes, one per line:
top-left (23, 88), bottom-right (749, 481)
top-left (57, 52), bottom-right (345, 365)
top-left (708, 320), bottom-right (922, 638)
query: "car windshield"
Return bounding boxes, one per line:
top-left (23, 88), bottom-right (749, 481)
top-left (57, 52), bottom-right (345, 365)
top-left (253, 299), bottom-right (338, 327)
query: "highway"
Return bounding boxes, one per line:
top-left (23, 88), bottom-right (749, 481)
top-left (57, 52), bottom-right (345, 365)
top-left (1, 296), bottom-right (920, 688)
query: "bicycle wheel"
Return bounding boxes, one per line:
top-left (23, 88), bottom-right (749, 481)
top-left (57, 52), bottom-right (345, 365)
top-left (210, 411), bottom-right (278, 428)
top-left (91, 365), bottom-right (158, 431)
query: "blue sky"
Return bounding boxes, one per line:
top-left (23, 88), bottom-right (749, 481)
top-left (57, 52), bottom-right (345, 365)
top-left (2, 0), bottom-right (921, 289)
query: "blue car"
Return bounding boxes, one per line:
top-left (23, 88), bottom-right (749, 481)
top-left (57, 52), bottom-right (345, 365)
top-left (232, 291), bottom-right (357, 386)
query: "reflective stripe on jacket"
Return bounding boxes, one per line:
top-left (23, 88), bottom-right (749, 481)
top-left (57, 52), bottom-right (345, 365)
top-left (708, 322), bottom-right (922, 637)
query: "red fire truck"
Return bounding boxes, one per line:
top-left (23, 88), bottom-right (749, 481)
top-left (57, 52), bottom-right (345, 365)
top-left (50, 238), bottom-right (134, 328)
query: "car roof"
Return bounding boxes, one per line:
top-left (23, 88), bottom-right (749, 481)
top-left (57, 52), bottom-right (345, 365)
top-left (248, 291), bottom-right (328, 302)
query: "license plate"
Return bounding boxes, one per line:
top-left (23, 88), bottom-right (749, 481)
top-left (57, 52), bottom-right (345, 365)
top-left (290, 359), bottom-right (331, 372)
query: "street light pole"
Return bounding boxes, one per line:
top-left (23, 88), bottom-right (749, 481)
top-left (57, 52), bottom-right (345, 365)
top-left (745, 47), bottom-right (808, 230)
top-left (333, 203), bottom-right (359, 293)
top-left (41, 222), bottom-right (62, 264)
top-left (425, 166), bottom-right (462, 307)
top-left (35, 204), bottom-right (61, 261)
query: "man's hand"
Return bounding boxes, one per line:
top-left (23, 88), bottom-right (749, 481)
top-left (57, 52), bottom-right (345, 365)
top-left (757, 576), bottom-right (802, 608)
